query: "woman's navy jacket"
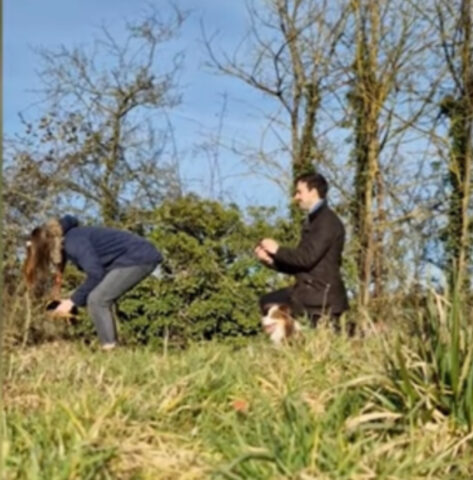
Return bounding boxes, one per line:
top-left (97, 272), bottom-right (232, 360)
top-left (59, 215), bottom-right (162, 307)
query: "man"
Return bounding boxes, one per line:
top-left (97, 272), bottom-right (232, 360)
top-left (255, 172), bottom-right (348, 327)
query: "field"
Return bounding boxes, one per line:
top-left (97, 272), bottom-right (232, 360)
top-left (4, 316), bottom-right (473, 479)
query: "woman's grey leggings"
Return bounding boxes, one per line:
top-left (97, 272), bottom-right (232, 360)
top-left (86, 263), bottom-right (157, 345)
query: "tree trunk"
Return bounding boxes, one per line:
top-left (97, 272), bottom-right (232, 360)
top-left (443, 0), bottom-right (473, 294)
top-left (350, 0), bottom-right (383, 307)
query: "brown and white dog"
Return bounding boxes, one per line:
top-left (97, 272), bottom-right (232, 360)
top-left (261, 304), bottom-right (302, 346)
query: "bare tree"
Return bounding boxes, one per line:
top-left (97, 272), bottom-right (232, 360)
top-left (344, 0), bottom-right (443, 305)
top-left (4, 5), bottom-right (186, 229)
top-left (204, 0), bottom-right (350, 213)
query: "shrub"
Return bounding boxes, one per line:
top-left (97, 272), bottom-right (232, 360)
top-left (110, 196), bottom-right (295, 347)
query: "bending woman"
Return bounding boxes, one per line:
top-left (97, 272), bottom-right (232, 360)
top-left (24, 215), bottom-right (162, 349)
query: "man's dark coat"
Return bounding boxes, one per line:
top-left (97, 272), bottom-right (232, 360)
top-left (272, 202), bottom-right (349, 315)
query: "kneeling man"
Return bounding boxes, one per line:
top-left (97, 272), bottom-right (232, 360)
top-left (255, 173), bottom-right (349, 328)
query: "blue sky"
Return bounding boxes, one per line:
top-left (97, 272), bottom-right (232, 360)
top-left (4, 1), bottom-right (449, 286)
top-left (4, 0), bottom-right (288, 211)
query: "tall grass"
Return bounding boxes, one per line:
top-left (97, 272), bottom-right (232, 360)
top-left (345, 287), bottom-right (473, 480)
top-left (3, 321), bottom-right (473, 479)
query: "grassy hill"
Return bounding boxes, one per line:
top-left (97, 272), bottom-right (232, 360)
top-left (3, 323), bottom-right (473, 479)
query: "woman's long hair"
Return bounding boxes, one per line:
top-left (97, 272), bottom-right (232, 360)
top-left (23, 219), bottom-right (64, 295)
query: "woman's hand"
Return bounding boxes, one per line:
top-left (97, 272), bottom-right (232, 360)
top-left (51, 299), bottom-right (75, 317)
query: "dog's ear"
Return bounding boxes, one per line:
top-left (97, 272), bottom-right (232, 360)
top-left (278, 304), bottom-right (291, 315)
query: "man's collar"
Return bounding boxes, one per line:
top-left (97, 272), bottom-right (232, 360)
top-left (305, 199), bottom-right (326, 223)
top-left (307, 198), bottom-right (325, 216)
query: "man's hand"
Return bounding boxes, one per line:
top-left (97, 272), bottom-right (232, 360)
top-left (260, 238), bottom-right (279, 255)
top-left (254, 245), bottom-right (274, 265)
top-left (50, 299), bottom-right (75, 317)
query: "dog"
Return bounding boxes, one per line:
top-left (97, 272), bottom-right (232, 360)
top-left (261, 304), bottom-right (302, 346)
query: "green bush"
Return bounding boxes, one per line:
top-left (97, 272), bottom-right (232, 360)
top-left (104, 196), bottom-right (295, 347)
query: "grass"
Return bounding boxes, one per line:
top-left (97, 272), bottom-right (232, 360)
top-left (3, 321), bottom-right (473, 479)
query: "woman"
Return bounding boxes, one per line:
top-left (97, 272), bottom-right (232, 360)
top-left (24, 215), bottom-right (162, 350)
